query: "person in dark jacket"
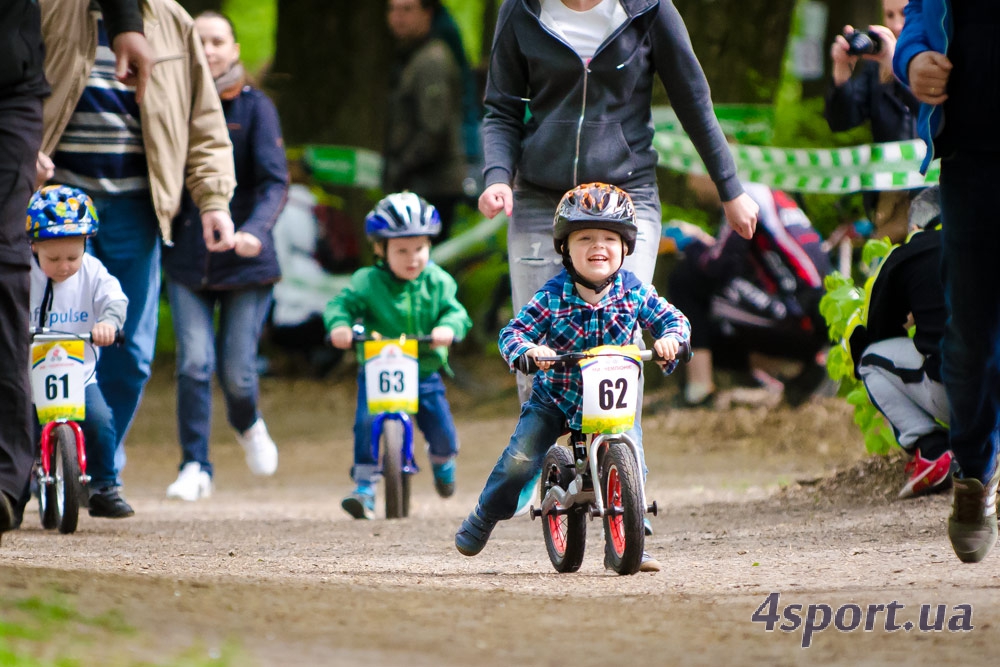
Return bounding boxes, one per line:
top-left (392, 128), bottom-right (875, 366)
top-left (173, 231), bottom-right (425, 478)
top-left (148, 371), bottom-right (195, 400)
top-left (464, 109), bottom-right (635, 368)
top-left (476, 0), bottom-right (758, 477)
top-left (668, 180), bottom-right (831, 408)
top-left (162, 11), bottom-right (287, 502)
top-left (0, 0), bottom-right (151, 539)
top-left (846, 186), bottom-right (951, 499)
top-left (825, 0), bottom-right (920, 243)
top-left (894, 0), bottom-right (1000, 563)
top-left (383, 0), bottom-right (467, 240)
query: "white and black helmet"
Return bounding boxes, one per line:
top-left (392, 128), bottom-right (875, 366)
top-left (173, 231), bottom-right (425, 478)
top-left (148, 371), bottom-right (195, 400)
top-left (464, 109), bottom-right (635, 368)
top-left (365, 192), bottom-right (441, 241)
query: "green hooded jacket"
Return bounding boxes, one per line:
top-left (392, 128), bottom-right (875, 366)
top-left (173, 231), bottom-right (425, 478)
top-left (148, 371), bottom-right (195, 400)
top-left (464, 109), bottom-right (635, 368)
top-left (323, 261), bottom-right (471, 377)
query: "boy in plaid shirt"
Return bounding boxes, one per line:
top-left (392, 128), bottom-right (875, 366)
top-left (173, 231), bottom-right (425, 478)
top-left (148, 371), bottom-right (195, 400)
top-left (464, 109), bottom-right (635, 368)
top-left (455, 183), bottom-right (690, 570)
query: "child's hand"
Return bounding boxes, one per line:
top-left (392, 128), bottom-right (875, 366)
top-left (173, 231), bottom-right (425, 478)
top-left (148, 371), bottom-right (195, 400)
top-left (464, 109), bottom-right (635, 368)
top-left (91, 322), bottom-right (116, 347)
top-left (527, 345), bottom-right (557, 371)
top-left (430, 326), bottom-right (454, 347)
top-left (653, 336), bottom-right (680, 366)
top-left (330, 326), bottom-right (353, 350)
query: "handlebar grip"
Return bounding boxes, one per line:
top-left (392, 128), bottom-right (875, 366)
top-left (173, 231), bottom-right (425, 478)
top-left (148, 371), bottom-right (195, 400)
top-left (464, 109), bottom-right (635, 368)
top-left (514, 353), bottom-right (538, 374)
top-left (678, 340), bottom-right (693, 364)
top-left (114, 329), bottom-right (126, 346)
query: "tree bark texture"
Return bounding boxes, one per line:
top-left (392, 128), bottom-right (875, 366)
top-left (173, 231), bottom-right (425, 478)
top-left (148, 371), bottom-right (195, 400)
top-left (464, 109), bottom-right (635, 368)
top-left (673, 0), bottom-right (796, 103)
top-left (268, 0), bottom-right (390, 148)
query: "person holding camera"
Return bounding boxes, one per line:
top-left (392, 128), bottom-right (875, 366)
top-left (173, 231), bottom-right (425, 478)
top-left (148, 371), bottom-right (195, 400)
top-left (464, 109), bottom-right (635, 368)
top-left (825, 0), bottom-right (919, 243)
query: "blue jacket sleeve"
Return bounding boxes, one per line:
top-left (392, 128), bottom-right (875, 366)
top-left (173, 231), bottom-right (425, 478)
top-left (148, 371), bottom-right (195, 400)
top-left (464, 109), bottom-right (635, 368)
top-left (238, 91), bottom-right (289, 244)
top-left (893, 0), bottom-right (930, 85)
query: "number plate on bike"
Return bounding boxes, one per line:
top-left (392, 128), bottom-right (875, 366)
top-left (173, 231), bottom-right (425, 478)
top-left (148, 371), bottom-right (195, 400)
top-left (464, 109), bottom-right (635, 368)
top-left (364, 339), bottom-right (419, 414)
top-left (579, 345), bottom-right (641, 434)
top-left (31, 340), bottom-right (86, 423)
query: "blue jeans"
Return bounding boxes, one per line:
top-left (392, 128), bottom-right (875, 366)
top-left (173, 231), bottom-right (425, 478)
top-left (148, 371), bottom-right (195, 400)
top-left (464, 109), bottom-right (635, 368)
top-left (88, 194), bottom-right (161, 478)
top-left (32, 384), bottom-right (117, 490)
top-left (473, 390), bottom-right (643, 522)
top-left (168, 282), bottom-right (273, 477)
top-left (939, 152), bottom-right (1000, 481)
top-left (351, 371), bottom-right (459, 484)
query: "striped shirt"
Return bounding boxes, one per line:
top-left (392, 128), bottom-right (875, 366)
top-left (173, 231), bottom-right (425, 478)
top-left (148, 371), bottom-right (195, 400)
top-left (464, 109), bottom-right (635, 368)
top-left (53, 17), bottom-right (148, 196)
top-left (499, 269), bottom-right (690, 429)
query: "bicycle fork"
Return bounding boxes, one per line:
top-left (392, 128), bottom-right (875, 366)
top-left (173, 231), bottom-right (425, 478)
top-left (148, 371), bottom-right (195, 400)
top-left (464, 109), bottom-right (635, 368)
top-left (534, 433), bottom-right (658, 519)
top-left (370, 412), bottom-right (420, 475)
top-left (38, 420), bottom-right (90, 486)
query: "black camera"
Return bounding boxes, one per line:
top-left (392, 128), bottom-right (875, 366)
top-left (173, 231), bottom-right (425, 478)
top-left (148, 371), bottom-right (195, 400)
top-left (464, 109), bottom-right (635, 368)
top-left (844, 29), bottom-right (883, 56)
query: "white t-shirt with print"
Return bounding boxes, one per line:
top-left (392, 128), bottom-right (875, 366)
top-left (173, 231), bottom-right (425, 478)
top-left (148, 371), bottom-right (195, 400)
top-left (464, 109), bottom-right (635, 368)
top-left (539, 0), bottom-right (628, 62)
top-left (29, 253), bottom-right (128, 385)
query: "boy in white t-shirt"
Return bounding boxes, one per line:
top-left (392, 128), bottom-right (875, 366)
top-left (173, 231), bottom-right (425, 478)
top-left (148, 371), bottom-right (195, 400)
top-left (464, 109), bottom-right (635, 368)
top-left (26, 186), bottom-right (133, 518)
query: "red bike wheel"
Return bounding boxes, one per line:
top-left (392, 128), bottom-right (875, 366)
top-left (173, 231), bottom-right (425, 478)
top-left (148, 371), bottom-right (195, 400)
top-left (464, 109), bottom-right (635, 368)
top-left (600, 442), bottom-right (644, 575)
top-left (540, 445), bottom-right (587, 573)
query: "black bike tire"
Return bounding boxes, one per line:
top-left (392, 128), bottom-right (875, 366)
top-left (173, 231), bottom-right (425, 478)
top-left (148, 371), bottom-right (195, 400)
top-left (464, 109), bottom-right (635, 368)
top-left (53, 424), bottom-right (82, 535)
top-left (600, 442), bottom-right (644, 575)
top-left (382, 420), bottom-right (409, 519)
top-left (540, 445), bottom-right (587, 573)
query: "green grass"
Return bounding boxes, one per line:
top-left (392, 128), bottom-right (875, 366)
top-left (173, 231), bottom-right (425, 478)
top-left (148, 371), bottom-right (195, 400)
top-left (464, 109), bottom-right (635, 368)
top-left (0, 591), bottom-right (242, 666)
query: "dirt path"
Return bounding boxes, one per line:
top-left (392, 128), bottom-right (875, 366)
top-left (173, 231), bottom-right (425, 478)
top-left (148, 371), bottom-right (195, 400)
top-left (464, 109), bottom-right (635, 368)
top-left (2, 362), bottom-right (998, 665)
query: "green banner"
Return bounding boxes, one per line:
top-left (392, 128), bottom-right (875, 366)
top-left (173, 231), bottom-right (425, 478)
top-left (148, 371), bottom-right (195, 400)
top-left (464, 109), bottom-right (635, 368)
top-left (652, 106), bottom-right (939, 193)
top-left (303, 145), bottom-right (382, 189)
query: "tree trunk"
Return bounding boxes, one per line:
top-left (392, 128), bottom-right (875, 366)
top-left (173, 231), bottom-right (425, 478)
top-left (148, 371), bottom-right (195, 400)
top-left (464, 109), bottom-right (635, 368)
top-left (673, 0), bottom-right (796, 103)
top-left (267, 0), bottom-right (390, 148)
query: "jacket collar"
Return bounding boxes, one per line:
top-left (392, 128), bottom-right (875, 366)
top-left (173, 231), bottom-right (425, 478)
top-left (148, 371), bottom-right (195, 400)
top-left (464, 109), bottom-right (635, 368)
top-left (523, 0), bottom-right (657, 19)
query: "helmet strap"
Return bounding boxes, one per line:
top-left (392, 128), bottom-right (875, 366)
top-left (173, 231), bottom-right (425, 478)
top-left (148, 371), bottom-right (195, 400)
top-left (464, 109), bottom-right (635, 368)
top-left (38, 277), bottom-right (54, 330)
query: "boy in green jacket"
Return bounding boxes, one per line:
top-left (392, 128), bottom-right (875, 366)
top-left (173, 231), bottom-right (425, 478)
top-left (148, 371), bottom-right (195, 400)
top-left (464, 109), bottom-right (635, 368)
top-left (325, 193), bottom-right (472, 519)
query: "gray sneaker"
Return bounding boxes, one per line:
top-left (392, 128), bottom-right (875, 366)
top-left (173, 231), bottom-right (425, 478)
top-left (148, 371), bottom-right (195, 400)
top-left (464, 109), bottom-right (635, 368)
top-left (948, 468), bottom-right (1000, 563)
top-left (455, 508), bottom-right (496, 557)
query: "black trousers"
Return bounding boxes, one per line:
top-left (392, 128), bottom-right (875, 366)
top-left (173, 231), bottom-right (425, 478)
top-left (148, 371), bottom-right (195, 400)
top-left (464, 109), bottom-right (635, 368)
top-left (0, 93), bottom-right (42, 508)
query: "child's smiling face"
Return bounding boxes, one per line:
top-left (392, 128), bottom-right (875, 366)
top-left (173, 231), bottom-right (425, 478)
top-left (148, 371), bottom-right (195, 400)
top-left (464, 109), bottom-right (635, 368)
top-left (566, 228), bottom-right (624, 287)
top-left (380, 235), bottom-right (431, 281)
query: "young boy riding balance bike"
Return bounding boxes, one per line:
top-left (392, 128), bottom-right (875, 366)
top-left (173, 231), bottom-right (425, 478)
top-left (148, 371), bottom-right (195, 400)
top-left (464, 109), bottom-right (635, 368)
top-left (326, 193), bottom-right (471, 519)
top-left (455, 183), bottom-right (690, 572)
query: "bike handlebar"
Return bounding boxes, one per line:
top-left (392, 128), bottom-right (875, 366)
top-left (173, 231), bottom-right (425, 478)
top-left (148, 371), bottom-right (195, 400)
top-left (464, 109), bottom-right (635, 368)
top-left (30, 327), bottom-right (126, 346)
top-left (513, 341), bottom-right (692, 374)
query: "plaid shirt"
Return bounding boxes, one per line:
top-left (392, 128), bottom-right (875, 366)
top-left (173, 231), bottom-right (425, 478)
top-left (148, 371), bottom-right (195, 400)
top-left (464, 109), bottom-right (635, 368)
top-left (499, 269), bottom-right (690, 429)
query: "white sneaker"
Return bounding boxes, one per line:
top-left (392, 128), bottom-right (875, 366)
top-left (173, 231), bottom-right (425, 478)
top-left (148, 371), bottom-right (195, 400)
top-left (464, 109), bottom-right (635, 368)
top-left (166, 462), bottom-right (213, 501)
top-left (235, 419), bottom-right (278, 476)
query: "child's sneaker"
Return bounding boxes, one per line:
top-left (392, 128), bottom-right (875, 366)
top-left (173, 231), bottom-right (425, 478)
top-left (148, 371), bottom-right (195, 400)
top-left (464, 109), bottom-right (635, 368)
top-left (341, 483), bottom-right (375, 520)
top-left (88, 487), bottom-right (134, 518)
top-left (455, 507), bottom-right (496, 556)
top-left (236, 419), bottom-right (278, 476)
top-left (166, 462), bottom-right (213, 501)
top-left (899, 450), bottom-right (955, 499)
top-left (432, 459), bottom-right (456, 498)
top-left (639, 552), bottom-right (661, 572)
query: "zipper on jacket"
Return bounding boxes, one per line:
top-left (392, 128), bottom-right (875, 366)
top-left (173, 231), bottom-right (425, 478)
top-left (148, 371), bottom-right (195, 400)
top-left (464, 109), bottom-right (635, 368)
top-left (574, 69), bottom-right (589, 185)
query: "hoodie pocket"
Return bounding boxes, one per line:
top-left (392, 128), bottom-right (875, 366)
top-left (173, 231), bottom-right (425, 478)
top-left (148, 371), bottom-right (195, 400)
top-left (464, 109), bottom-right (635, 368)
top-left (519, 120), bottom-right (635, 190)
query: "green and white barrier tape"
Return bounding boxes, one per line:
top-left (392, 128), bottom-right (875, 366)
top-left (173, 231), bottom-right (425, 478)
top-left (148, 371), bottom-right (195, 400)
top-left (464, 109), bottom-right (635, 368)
top-left (298, 105), bottom-right (938, 195)
top-left (652, 106), bottom-right (939, 193)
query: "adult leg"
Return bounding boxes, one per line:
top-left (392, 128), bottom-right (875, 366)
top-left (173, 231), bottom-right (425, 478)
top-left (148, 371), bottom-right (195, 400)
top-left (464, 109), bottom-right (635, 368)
top-left (217, 287), bottom-right (273, 434)
top-left (938, 154), bottom-right (1000, 482)
top-left (939, 152), bottom-right (1000, 562)
top-left (89, 195), bottom-right (161, 477)
top-left (219, 286), bottom-right (277, 476)
top-left (0, 94), bottom-right (43, 527)
top-left (167, 281), bottom-right (217, 477)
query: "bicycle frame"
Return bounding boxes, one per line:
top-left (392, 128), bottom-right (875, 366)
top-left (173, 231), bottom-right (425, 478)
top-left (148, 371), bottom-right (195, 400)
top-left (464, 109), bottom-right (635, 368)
top-left (536, 430), bottom-right (655, 521)
top-left (30, 329), bottom-right (101, 487)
